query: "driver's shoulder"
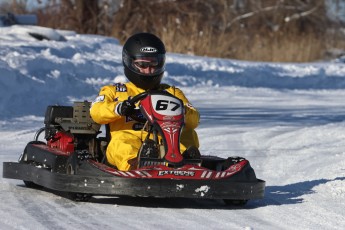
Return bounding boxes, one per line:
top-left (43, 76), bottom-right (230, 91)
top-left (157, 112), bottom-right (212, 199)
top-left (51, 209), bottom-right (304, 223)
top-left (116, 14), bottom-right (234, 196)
top-left (100, 83), bottom-right (127, 92)
top-left (161, 84), bottom-right (184, 95)
top-left (104, 83), bottom-right (132, 95)
top-left (160, 84), bottom-right (174, 91)
top-left (113, 83), bottom-right (129, 93)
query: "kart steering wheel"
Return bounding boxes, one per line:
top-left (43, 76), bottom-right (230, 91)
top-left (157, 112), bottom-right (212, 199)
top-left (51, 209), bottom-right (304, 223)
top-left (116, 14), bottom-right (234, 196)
top-left (128, 92), bottom-right (149, 123)
top-left (128, 90), bottom-right (175, 123)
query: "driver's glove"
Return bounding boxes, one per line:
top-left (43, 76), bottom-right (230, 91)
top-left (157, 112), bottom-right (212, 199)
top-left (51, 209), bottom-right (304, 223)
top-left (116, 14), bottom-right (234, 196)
top-left (115, 100), bottom-right (135, 116)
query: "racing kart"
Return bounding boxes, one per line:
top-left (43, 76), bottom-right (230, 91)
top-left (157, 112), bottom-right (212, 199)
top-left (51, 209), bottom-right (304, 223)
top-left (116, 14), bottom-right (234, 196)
top-left (3, 91), bottom-right (265, 205)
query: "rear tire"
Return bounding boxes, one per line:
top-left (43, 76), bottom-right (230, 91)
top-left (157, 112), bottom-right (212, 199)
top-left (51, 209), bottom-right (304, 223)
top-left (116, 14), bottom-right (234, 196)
top-left (218, 157), bottom-right (245, 171)
top-left (66, 193), bottom-right (92, 202)
top-left (20, 141), bottom-right (45, 189)
top-left (23, 180), bottom-right (42, 189)
top-left (223, 199), bottom-right (248, 206)
top-left (65, 153), bottom-right (92, 202)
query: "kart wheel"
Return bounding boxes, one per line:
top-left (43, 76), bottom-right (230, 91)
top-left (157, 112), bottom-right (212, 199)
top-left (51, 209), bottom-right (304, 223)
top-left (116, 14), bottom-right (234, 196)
top-left (23, 180), bottom-right (42, 189)
top-left (65, 153), bottom-right (92, 202)
top-left (218, 157), bottom-right (246, 171)
top-left (20, 141), bottom-right (45, 189)
top-left (67, 193), bottom-right (92, 202)
top-left (223, 199), bottom-right (248, 206)
top-left (19, 141), bottom-right (46, 163)
top-left (66, 152), bottom-right (78, 174)
top-left (66, 161), bottom-right (76, 175)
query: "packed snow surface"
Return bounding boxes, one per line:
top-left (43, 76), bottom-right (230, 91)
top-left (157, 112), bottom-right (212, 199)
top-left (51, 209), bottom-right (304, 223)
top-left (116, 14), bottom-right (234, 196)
top-left (0, 26), bottom-right (344, 230)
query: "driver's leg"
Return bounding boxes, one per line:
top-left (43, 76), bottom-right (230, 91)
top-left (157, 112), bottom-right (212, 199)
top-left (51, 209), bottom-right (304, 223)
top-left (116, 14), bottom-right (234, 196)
top-left (106, 131), bottom-right (142, 171)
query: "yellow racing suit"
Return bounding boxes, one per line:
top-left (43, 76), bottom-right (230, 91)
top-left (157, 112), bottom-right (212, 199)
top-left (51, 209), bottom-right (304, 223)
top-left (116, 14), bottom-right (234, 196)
top-left (90, 82), bottom-right (200, 171)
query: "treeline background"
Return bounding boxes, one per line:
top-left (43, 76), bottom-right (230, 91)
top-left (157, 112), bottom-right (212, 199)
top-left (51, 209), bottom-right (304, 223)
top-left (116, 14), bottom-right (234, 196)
top-left (1, 0), bottom-right (345, 62)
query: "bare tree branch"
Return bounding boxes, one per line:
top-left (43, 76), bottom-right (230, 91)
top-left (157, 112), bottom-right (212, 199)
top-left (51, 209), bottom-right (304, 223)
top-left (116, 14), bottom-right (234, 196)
top-left (284, 5), bottom-right (320, 23)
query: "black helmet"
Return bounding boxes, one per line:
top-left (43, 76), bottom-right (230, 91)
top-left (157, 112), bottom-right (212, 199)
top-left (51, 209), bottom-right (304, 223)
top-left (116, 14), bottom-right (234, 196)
top-left (122, 33), bottom-right (166, 90)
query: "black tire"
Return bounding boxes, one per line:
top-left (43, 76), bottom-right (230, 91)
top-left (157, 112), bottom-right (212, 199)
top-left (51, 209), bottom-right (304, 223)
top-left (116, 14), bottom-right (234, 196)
top-left (66, 193), bottom-right (93, 202)
top-left (218, 157), bottom-right (246, 171)
top-left (223, 199), bottom-right (248, 206)
top-left (65, 153), bottom-right (92, 202)
top-left (23, 180), bottom-right (42, 189)
top-left (20, 141), bottom-right (46, 189)
top-left (66, 153), bottom-right (78, 175)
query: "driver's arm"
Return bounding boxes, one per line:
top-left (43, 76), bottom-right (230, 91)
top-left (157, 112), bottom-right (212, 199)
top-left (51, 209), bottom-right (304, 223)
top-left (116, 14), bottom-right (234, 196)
top-left (90, 85), bottom-right (121, 124)
top-left (172, 87), bottom-right (200, 129)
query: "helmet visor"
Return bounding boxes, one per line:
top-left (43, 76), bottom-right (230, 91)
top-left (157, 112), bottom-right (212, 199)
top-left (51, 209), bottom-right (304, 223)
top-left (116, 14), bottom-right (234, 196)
top-left (124, 52), bottom-right (165, 76)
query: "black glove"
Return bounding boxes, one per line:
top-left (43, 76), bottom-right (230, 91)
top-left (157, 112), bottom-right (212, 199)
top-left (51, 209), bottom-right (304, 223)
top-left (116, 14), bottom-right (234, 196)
top-left (116, 100), bottom-right (135, 116)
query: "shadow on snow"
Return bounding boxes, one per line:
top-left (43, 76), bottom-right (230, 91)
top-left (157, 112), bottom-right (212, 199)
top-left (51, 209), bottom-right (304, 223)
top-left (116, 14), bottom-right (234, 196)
top-left (85, 177), bottom-right (345, 209)
top-left (8, 177), bottom-right (344, 210)
top-left (259, 177), bottom-right (345, 206)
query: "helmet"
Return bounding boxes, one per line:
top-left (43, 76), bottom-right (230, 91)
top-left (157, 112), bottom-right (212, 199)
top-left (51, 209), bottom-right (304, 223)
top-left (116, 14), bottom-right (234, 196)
top-left (122, 33), bottom-right (166, 90)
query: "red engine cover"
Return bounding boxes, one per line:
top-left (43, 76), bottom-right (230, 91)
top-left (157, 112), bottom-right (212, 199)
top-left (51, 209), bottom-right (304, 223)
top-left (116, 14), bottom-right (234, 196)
top-left (47, 131), bottom-right (74, 153)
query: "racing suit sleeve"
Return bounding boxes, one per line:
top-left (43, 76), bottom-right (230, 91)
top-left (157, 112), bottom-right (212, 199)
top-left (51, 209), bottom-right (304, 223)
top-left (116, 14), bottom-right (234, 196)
top-left (90, 85), bottom-right (121, 124)
top-left (172, 87), bottom-right (200, 148)
top-left (173, 87), bottom-right (200, 129)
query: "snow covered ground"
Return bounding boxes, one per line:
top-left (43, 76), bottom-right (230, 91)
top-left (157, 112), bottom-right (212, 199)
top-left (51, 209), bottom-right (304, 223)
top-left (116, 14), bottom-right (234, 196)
top-left (0, 25), bottom-right (345, 230)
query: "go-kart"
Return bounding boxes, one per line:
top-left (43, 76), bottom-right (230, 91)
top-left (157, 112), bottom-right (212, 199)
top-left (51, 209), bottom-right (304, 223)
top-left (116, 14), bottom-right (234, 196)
top-left (2, 90), bottom-right (265, 205)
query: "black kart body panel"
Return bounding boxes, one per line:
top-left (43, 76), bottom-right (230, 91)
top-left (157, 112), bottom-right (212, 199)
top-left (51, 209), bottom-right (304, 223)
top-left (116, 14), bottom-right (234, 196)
top-left (3, 161), bottom-right (265, 200)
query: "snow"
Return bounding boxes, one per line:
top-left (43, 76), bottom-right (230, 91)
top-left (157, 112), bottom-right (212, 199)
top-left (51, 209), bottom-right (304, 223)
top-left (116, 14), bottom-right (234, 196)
top-left (1, 25), bottom-right (345, 230)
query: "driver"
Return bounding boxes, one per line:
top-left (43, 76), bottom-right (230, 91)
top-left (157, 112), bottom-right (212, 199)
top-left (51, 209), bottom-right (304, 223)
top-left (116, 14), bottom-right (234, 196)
top-left (90, 33), bottom-right (200, 171)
